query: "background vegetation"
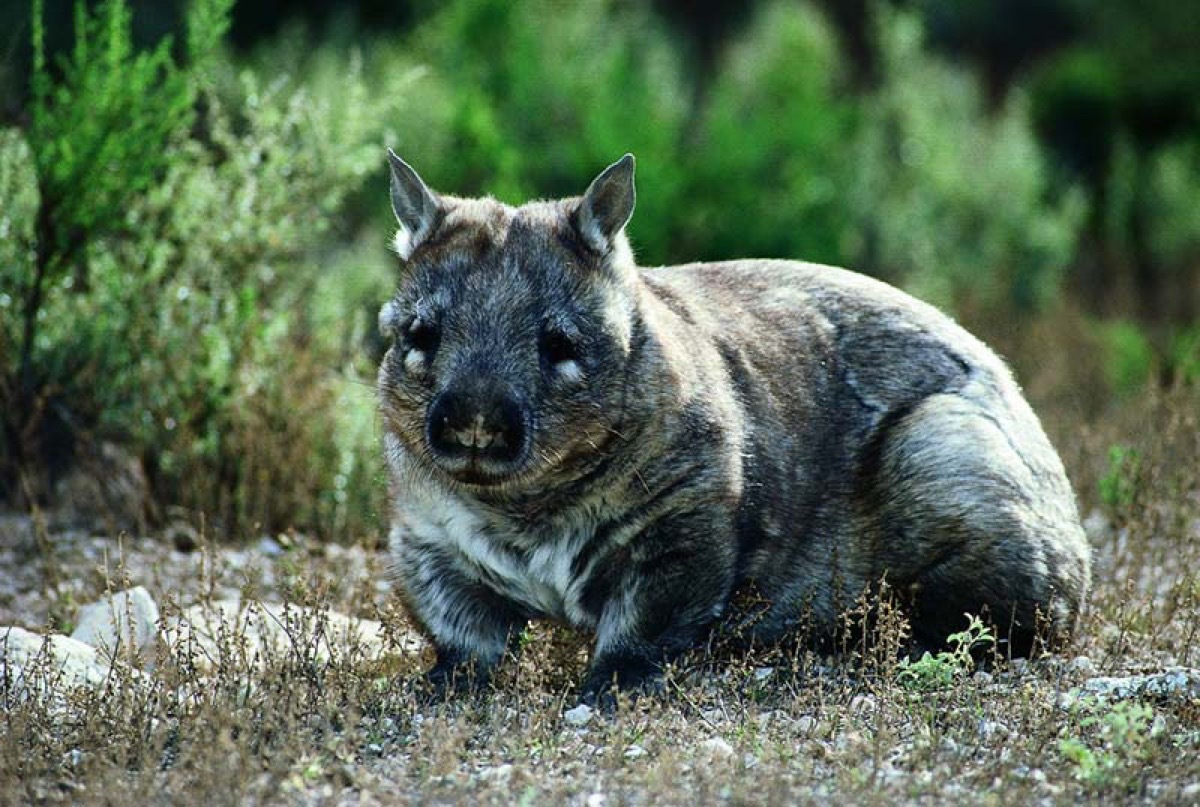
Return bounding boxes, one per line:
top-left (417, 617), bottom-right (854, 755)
top-left (0, 0), bottom-right (1197, 538)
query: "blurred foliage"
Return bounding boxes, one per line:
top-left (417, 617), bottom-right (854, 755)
top-left (2, 0), bottom-right (393, 537)
top-left (847, 8), bottom-right (1083, 310)
top-left (1, 0), bottom-right (1197, 537)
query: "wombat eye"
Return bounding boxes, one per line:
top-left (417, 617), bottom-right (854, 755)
top-left (540, 329), bottom-right (579, 367)
top-left (405, 318), bottom-right (439, 354)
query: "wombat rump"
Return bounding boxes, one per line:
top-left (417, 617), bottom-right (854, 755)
top-left (377, 152), bottom-right (1091, 701)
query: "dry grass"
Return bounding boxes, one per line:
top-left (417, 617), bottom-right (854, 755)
top-left (2, 377), bottom-right (1198, 804)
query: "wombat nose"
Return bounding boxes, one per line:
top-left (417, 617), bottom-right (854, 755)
top-left (427, 387), bottom-right (527, 464)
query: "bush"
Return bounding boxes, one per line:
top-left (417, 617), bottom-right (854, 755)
top-left (680, 1), bottom-right (856, 265)
top-left (400, 0), bottom-right (690, 264)
top-left (671, 2), bottom-right (1085, 312)
top-left (2, 0), bottom-right (397, 539)
top-left (847, 8), bottom-right (1085, 311)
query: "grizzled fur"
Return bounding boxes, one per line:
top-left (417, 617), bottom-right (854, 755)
top-left (377, 151), bottom-right (1092, 701)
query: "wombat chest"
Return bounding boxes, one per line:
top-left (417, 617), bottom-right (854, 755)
top-left (398, 491), bottom-right (599, 627)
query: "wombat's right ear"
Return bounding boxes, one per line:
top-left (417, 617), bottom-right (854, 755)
top-left (573, 154), bottom-right (636, 255)
top-left (388, 149), bottom-right (440, 260)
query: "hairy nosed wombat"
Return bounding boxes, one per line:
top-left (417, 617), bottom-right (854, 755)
top-left (377, 151), bottom-right (1091, 702)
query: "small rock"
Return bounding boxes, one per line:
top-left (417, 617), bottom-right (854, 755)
top-left (754, 666), bottom-right (774, 681)
top-left (977, 719), bottom-right (1009, 739)
top-left (700, 737), bottom-right (735, 760)
top-left (1067, 656), bottom-right (1095, 676)
top-left (564, 703), bottom-right (594, 727)
top-left (71, 586), bottom-right (160, 660)
top-left (480, 763), bottom-right (513, 783)
top-left (849, 694), bottom-right (875, 714)
top-left (256, 536), bottom-right (284, 557)
top-left (1082, 510), bottom-right (1112, 540)
top-left (973, 670), bottom-right (994, 685)
top-left (624, 744), bottom-right (647, 760)
top-left (756, 709), bottom-right (786, 729)
top-left (1181, 782), bottom-right (1200, 799)
top-left (585, 794), bottom-right (606, 807)
top-left (0, 626), bottom-right (139, 697)
top-left (1082, 669), bottom-right (1200, 701)
top-left (162, 599), bottom-right (424, 671)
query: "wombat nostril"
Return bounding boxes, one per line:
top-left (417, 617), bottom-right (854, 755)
top-left (449, 415), bottom-right (506, 450)
top-left (427, 388), bottom-right (527, 468)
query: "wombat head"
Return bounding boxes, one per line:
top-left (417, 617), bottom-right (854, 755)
top-left (378, 151), bottom-right (641, 492)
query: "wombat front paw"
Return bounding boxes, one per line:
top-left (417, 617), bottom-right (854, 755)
top-left (422, 657), bottom-right (492, 702)
top-left (579, 658), bottom-right (666, 712)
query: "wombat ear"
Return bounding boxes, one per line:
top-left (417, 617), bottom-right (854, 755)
top-left (388, 149), bottom-right (440, 260)
top-left (573, 154), bottom-right (636, 254)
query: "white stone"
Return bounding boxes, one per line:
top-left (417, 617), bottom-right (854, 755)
top-left (849, 694), bottom-right (875, 714)
top-left (480, 763), bottom-right (513, 783)
top-left (161, 599), bottom-right (424, 671)
top-left (71, 586), bottom-right (160, 660)
top-left (793, 715), bottom-right (818, 733)
top-left (1067, 655), bottom-right (1096, 675)
top-left (700, 737), bottom-right (735, 760)
top-left (564, 703), bottom-right (594, 727)
top-left (1082, 669), bottom-right (1200, 701)
top-left (1, 626), bottom-right (112, 690)
top-left (623, 744), bottom-right (647, 760)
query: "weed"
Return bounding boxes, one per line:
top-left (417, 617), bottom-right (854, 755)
top-left (1098, 443), bottom-right (1141, 511)
top-left (1059, 699), bottom-right (1164, 791)
top-left (896, 614), bottom-right (995, 692)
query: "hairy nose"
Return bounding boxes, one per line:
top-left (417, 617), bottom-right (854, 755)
top-left (426, 384), bottom-right (527, 464)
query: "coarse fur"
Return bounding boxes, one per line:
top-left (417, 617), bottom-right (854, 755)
top-left (377, 151), bottom-right (1092, 702)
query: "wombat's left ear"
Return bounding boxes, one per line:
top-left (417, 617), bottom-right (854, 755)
top-left (388, 149), bottom-right (440, 260)
top-left (573, 154), bottom-right (636, 254)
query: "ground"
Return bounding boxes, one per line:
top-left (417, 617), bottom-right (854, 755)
top-left (1, 385), bottom-right (1198, 805)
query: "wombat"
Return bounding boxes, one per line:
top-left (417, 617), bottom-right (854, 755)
top-left (378, 151), bottom-right (1091, 702)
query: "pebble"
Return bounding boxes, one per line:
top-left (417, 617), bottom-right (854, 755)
top-left (849, 694), bottom-right (875, 714)
top-left (700, 737), bottom-right (735, 760)
top-left (255, 536), bottom-right (283, 557)
top-left (564, 704), bottom-right (594, 727)
top-left (480, 764), bottom-right (513, 783)
top-left (624, 744), bottom-right (647, 760)
top-left (1067, 656), bottom-right (1095, 675)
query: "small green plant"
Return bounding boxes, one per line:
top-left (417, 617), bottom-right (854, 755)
top-left (1098, 444), bottom-right (1140, 511)
top-left (896, 614), bottom-right (994, 692)
top-left (1098, 319), bottom-right (1156, 395)
top-left (1059, 699), bottom-right (1162, 790)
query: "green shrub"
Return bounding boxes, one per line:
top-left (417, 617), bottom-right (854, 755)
top-left (403, 0), bottom-right (690, 264)
top-left (680, 1), bottom-right (856, 265)
top-left (1059, 699), bottom-right (1164, 791)
top-left (3, 0), bottom-right (396, 538)
top-left (848, 8), bottom-right (1086, 311)
top-left (896, 613), bottom-right (994, 692)
top-left (1097, 319), bottom-right (1155, 394)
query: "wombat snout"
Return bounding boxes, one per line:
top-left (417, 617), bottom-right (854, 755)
top-left (426, 383), bottom-right (528, 472)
